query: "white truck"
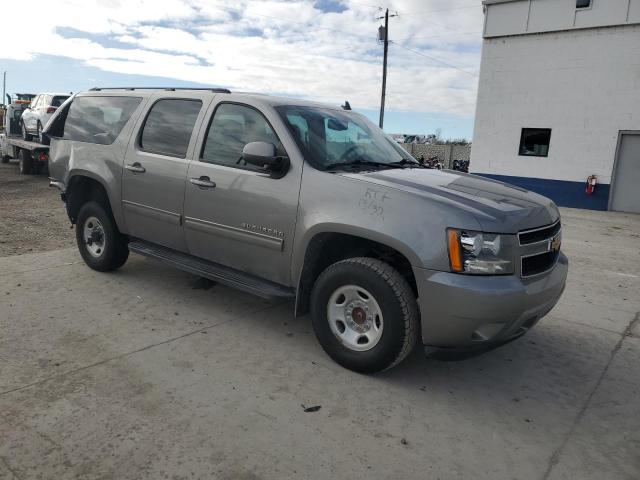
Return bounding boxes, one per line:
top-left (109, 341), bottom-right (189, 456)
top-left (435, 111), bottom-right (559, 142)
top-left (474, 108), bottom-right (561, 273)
top-left (0, 94), bottom-right (50, 174)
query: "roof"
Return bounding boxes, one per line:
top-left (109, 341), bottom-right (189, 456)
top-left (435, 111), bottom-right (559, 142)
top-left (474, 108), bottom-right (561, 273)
top-left (482, 0), bottom-right (521, 4)
top-left (79, 88), bottom-right (348, 111)
top-left (482, 0), bottom-right (640, 38)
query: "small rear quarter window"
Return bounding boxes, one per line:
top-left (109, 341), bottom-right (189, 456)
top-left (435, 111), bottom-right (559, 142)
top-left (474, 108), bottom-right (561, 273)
top-left (64, 96), bottom-right (142, 145)
top-left (51, 96), bottom-right (70, 107)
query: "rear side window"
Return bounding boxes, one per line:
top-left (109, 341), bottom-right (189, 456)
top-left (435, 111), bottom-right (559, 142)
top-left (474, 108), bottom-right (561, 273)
top-left (65, 96), bottom-right (142, 145)
top-left (139, 99), bottom-right (202, 158)
top-left (51, 96), bottom-right (69, 107)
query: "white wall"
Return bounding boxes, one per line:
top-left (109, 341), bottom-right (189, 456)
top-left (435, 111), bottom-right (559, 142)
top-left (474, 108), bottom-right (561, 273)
top-left (484, 0), bottom-right (640, 37)
top-left (471, 24), bottom-right (640, 184)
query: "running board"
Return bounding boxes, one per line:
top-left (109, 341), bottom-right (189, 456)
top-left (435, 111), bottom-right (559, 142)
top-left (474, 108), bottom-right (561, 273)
top-left (128, 240), bottom-right (295, 300)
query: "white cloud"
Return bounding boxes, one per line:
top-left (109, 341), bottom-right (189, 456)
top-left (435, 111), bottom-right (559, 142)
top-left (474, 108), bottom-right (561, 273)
top-left (0, 0), bottom-right (484, 115)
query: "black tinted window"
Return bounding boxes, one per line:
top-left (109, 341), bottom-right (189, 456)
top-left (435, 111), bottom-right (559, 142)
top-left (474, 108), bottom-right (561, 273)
top-left (519, 128), bottom-right (552, 157)
top-left (576, 0), bottom-right (591, 8)
top-left (140, 99), bottom-right (202, 157)
top-left (65, 96), bottom-right (142, 145)
top-left (51, 96), bottom-right (69, 107)
top-left (201, 103), bottom-right (283, 170)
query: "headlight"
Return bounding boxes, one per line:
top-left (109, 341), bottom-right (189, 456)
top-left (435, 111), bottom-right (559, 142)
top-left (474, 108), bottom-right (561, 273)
top-left (447, 229), bottom-right (514, 275)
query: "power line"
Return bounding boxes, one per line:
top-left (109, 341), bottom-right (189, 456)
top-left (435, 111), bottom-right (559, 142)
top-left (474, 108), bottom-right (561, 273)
top-left (394, 13), bottom-right (472, 34)
top-left (347, 1), bottom-right (385, 9)
top-left (196, 3), bottom-right (481, 49)
top-left (350, 2), bottom-right (481, 16)
top-left (398, 3), bottom-right (481, 15)
top-left (389, 41), bottom-right (479, 77)
top-left (184, 3), bottom-right (483, 76)
top-left (206, 4), bottom-right (377, 42)
top-left (404, 30), bottom-right (481, 42)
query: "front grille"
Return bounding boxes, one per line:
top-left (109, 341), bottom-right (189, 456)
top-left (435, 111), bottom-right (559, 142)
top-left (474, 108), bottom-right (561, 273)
top-left (519, 221), bottom-right (561, 245)
top-left (518, 220), bottom-right (562, 278)
top-left (522, 250), bottom-right (560, 277)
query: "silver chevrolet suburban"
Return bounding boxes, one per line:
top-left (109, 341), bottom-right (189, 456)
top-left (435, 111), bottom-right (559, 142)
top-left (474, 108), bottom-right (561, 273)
top-left (47, 88), bottom-right (568, 373)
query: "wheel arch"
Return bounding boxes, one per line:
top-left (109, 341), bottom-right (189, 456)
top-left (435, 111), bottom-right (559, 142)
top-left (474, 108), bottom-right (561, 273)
top-left (293, 226), bottom-right (420, 318)
top-left (65, 172), bottom-right (121, 229)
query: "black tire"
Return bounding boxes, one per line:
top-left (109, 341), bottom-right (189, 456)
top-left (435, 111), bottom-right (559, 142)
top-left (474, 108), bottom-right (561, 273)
top-left (310, 257), bottom-right (418, 373)
top-left (0, 155), bottom-right (9, 164)
top-left (76, 201), bottom-right (129, 272)
top-left (18, 150), bottom-right (33, 175)
top-left (21, 121), bottom-right (32, 141)
top-left (34, 161), bottom-right (48, 175)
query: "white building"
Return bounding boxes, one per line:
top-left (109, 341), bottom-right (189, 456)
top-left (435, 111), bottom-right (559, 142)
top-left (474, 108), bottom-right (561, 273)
top-left (471, 0), bottom-right (640, 212)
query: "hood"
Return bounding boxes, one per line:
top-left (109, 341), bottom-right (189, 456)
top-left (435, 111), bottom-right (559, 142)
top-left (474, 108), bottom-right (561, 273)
top-left (340, 169), bottom-right (559, 233)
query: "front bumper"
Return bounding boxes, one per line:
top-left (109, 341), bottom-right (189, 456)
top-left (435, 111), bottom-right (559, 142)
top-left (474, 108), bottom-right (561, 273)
top-left (414, 252), bottom-right (568, 352)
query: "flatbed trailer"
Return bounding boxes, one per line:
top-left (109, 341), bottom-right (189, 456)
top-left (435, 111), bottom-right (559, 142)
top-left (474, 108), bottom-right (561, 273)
top-left (0, 134), bottom-right (49, 175)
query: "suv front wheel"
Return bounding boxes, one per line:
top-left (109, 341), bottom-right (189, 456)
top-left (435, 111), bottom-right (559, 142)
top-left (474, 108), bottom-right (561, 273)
top-left (311, 257), bottom-right (418, 373)
top-left (76, 201), bottom-right (129, 271)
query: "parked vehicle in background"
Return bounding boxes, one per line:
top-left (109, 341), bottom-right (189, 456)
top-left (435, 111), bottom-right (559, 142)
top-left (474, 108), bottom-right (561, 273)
top-left (21, 93), bottom-right (70, 142)
top-left (424, 156), bottom-right (443, 170)
top-left (1, 94), bottom-right (33, 141)
top-left (47, 87), bottom-right (568, 373)
top-left (1, 94), bottom-right (49, 173)
top-left (453, 159), bottom-right (470, 173)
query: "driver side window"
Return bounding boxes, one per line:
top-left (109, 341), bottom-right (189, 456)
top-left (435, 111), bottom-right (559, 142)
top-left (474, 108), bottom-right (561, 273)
top-left (201, 103), bottom-right (284, 172)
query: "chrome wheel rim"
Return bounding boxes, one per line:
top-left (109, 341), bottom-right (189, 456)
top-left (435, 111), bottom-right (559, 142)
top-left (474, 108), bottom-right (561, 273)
top-left (83, 216), bottom-right (106, 258)
top-left (327, 285), bottom-right (383, 352)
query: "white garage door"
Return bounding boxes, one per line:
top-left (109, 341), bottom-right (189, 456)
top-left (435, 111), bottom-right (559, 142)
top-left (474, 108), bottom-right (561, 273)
top-left (610, 132), bottom-right (640, 214)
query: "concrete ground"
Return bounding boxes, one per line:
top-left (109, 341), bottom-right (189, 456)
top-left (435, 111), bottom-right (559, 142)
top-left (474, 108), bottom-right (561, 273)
top-left (0, 208), bottom-right (639, 480)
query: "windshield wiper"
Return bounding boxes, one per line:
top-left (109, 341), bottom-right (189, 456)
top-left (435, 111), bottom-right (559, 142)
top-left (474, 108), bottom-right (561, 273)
top-left (324, 159), bottom-right (405, 172)
top-left (390, 159), bottom-right (427, 169)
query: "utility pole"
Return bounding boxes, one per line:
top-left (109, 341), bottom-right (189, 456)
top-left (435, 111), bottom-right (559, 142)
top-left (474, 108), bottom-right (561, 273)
top-left (377, 9), bottom-right (397, 129)
top-left (2, 72), bottom-right (6, 106)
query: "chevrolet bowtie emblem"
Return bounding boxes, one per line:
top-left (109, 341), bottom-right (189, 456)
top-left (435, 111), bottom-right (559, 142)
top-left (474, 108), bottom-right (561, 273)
top-left (550, 235), bottom-right (561, 253)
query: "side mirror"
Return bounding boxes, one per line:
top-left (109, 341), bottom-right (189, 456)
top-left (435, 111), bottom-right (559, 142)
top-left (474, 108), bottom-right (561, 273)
top-left (242, 142), bottom-right (290, 179)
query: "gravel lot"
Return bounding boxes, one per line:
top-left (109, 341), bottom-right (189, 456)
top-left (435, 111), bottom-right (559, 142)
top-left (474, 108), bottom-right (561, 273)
top-left (1, 162), bottom-right (639, 479)
top-left (0, 160), bottom-right (74, 257)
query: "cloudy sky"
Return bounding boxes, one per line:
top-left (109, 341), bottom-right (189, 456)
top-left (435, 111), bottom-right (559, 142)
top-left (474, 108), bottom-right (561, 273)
top-left (0, 0), bottom-right (484, 139)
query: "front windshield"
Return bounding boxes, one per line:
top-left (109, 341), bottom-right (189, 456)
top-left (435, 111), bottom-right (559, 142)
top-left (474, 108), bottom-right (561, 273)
top-left (276, 105), bottom-right (417, 171)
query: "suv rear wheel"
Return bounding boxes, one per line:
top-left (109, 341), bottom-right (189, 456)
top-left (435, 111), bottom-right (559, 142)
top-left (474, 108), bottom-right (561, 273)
top-left (76, 201), bottom-right (129, 271)
top-left (310, 257), bottom-right (418, 373)
top-left (21, 122), bottom-right (32, 141)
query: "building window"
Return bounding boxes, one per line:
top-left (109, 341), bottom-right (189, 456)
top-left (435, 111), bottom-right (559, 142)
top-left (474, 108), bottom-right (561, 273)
top-left (576, 0), bottom-right (591, 9)
top-left (519, 128), bottom-right (552, 157)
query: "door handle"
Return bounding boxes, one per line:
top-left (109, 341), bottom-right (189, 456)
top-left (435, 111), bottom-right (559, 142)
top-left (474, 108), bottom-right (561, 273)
top-left (125, 163), bottom-right (146, 173)
top-left (190, 176), bottom-right (216, 189)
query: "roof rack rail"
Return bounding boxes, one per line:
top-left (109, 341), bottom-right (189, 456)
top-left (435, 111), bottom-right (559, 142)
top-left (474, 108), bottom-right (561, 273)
top-left (89, 87), bottom-right (231, 93)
